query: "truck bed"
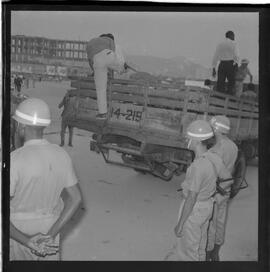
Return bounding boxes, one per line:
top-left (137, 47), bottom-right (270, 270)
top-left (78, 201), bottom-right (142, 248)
top-left (66, 77), bottom-right (258, 148)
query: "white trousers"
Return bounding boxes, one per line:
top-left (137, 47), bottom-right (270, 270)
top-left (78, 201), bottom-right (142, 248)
top-left (93, 49), bottom-right (124, 114)
top-left (207, 194), bottom-right (230, 251)
top-left (175, 199), bottom-right (214, 261)
top-left (10, 212), bottom-right (60, 261)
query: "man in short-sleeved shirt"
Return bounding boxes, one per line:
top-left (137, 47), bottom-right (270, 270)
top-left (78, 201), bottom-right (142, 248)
top-left (172, 120), bottom-right (231, 261)
top-left (10, 139), bottom-right (78, 215)
top-left (86, 33), bottom-right (126, 119)
top-left (206, 115), bottom-right (238, 261)
top-left (10, 98), bottom-right (82, 260)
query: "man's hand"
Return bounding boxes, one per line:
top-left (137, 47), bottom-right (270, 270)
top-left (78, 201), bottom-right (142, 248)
top-left (212, 68), bottom-right (216, 78)
top-left (174, 224), bottom-right (183, 238)
top-left (28, 233), bottom-right (59, 257)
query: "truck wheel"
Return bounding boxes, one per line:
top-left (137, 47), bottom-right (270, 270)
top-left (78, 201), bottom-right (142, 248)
top-left (230, 151), bottom-right (247, 199)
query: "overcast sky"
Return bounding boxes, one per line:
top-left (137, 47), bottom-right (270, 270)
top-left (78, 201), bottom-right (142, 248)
top-left (11, 11), bottom-right (259, 77)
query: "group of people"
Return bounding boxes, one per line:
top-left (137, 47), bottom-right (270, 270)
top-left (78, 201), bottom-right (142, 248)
top-left (172, 115), bottom-right (238, 261)
top-left (212, 30), bottom-right (254, 97)
top-left (10, 93), bottom-right (238, 261)
top-left (86, 31), bottom-right (255, 123)
top-left (10, 31), bottom-right (240, 261)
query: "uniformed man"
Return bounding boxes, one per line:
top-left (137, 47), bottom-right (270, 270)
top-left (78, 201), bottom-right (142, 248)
top-left (174, 120), bottom-right (231, 261)
top-left (10, 98), bottom-right (82, 260)
top-left (86, 33), bottom-right (127, 119)
top-left (206, 115), bottom-right (238, 261)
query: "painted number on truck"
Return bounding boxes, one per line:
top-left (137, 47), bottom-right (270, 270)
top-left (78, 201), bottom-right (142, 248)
top-left (112, 107), bottom-right (143, 122)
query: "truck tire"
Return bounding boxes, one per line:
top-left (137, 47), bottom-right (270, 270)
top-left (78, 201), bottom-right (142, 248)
top-left (230, 151), bottom-right (247, 199)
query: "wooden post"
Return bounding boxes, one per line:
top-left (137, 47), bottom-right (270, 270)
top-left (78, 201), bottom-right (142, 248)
top-left (236, 100), bottom-right (243, 138)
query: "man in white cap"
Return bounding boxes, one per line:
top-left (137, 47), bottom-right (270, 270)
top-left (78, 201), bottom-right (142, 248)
top-left (234, 58), bottom-right (253, 97)
top-left (10, 97), bottom-right (82, 260)
top-left (173, 120), bottom-right (231, 261)
top-left (206, 115), bottom-right (238, 261)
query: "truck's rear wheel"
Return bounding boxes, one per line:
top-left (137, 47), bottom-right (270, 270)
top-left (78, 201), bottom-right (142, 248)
top-left (230, 151), bottom-right (247, 199)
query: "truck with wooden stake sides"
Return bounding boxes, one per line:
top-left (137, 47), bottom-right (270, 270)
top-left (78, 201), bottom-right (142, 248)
top-left (61, 77), bottom-right (258, 198)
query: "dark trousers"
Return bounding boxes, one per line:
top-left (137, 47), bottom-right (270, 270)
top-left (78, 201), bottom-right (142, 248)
top-left (217, 60), bottom-right (236, 95)
top-left (60, 121), bottom-right (73, 146)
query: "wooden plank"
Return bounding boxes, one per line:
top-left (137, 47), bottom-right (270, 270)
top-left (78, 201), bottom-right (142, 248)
top-left (207, 105), bottom-right (258, 118)
top-left (209, 96), bottom-right (226, 107)
top-left (111, 93), bottom-right (145, 105)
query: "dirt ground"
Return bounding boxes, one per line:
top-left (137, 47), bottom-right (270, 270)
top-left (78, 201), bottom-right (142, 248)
top-left (19, 81), bottom-right (258, 261)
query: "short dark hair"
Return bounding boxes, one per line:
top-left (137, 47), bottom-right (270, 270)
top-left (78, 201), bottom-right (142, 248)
top-left (225, 31), bottom-right (235, 39)
top-left (201, 135), bottom-right (216, 150)
top-left (100, 33), bottom-right (114, 41)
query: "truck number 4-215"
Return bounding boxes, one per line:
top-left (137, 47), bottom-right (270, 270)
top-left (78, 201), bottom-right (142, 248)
top-left (112, 107), bottom-right (142, 122)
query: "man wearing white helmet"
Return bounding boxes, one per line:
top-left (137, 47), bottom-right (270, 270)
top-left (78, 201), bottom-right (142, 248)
top-left (206, 115), bottom-right (238, 261)
top-left (234, 59), bottom-right (253, 97)
top-left (173, 120), bottom-right (231, 261)
top-left (10, 98), bottom-right (82, 260)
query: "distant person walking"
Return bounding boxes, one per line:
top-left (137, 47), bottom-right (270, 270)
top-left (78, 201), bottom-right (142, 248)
top-left (86, 33), bottom-right (128, 119)
top-left (14, 75), bottom-right (23, 94)
top-left (234, 59), bottom-right (253, 98)
top-left (212, 31), bottom-right (239, 95)
top-left (58, 93), bottom-right (77, 147)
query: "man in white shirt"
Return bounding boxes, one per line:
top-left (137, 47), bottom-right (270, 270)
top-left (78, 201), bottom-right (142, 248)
top-left (212, 31), bottom-right (239, 95)
top-left (10, 98), bottom-right (82, 260)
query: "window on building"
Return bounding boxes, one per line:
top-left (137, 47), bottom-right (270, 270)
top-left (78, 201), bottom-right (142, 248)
top-left (74, 52), bottom-right (78, 59)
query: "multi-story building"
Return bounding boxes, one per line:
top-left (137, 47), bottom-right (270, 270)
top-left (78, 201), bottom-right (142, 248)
top-left (11, 35), bottom-right (90, 78)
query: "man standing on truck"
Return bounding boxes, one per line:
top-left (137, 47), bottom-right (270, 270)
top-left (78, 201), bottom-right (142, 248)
top-left (206, 115), bottom-right (238, 261)
top-left (174, 120), bottom-right (231, 261)
top-left (10, 98), bottom-right (82, 260)
top-left (212, 31), bottom-right (239, 95)
top-left (234, 59), bottom-right (253, 98)
top-left (86, 33), bottom-right (128, 119)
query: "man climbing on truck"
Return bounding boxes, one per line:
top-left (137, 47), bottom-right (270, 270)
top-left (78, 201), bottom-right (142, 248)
top-left (86, 33), bottom-right (128, 120)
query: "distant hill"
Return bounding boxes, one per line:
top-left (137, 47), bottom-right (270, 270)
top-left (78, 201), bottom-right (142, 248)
top-left (125, 55), bottom-right (211, 80)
